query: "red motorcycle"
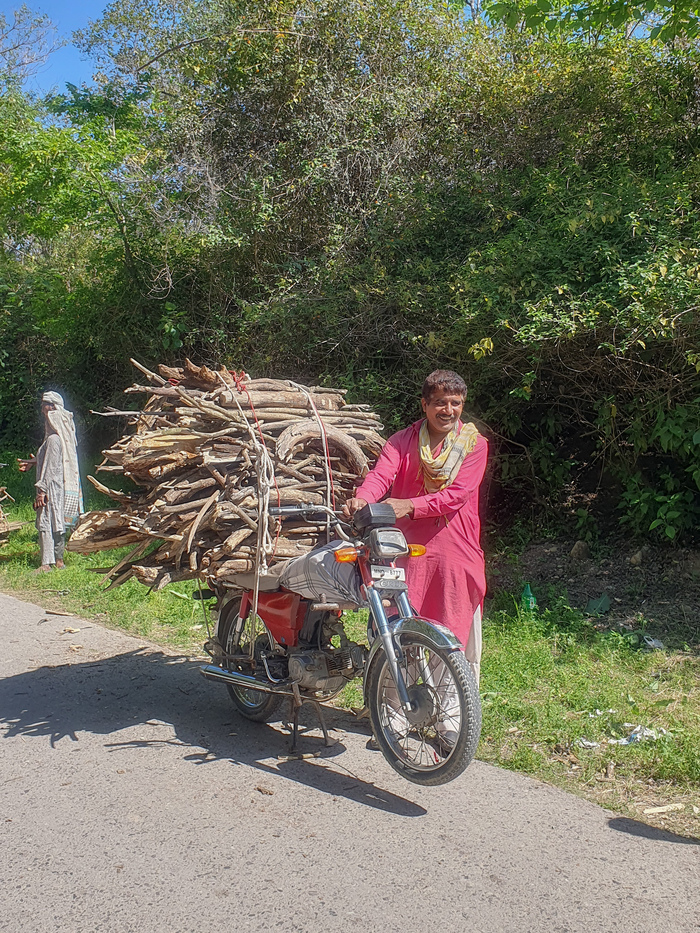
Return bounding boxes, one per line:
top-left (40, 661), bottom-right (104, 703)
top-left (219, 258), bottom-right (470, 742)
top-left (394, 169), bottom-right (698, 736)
top-left (201, 503), bottom-right (481, 785)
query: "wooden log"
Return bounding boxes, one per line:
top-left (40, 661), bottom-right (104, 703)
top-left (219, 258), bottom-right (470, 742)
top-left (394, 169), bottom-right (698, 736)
top-left (214, 501), bottom-right (258, 529)
top-left (158, 493), bottom-right (220, 515)
top-left (212, 559), bottom-right (256, 577)
top-left (276, 422), bottom-right (369, 477)
top-left (104, 568), bottom-right (135, 589)
top-left (186, 489), bottom-right (220, 552)
top-left (87, 475), bottom-right (133, 504)
top-left (130, 358), bottom-right (167, 386)
top-left (276, 489), bottom-right (325, 506)
top-left (100, 540), bottom-right (151, 585)
top-left (73, 360), bottom-right (384, 588)
top-left (66, 530), bottom-right (145, 553)
top-left (132, 565), bottom-right (194, 589)
top-left (160, 475), bottom-right (218, 504)
top-left (217, 391), bottom-right (343, 412)
top-left (222, 527), bottom-right (255, 555)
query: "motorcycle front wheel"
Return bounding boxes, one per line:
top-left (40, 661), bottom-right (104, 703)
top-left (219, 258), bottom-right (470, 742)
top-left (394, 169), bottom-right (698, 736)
top-left (217, 597), bottom-right (283, 723)
top-left (366, 634), bottom-right (481, 786)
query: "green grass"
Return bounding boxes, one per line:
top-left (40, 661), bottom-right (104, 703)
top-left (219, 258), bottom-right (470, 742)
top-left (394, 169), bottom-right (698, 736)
top-left (0, 499), bottom-right (212, 652)
top-left (478, 595), bottom-right (700, 835)
top-left (481, 596), bottom-right (699, 783)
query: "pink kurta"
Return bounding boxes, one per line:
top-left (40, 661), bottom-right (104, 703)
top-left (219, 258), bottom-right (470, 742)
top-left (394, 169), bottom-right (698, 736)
top-left (355, 419), bottom-right (487, 646)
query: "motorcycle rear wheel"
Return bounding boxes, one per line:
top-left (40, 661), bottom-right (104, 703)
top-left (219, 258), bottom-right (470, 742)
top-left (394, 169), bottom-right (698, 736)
top-left (217, 597), bottom-right (284, 723)
top-left (366, 634), bottom-right (481, 786)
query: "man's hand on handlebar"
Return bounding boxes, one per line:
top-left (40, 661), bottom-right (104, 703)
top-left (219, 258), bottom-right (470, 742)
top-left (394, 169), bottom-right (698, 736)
top-left (341, 497), bottom-right (368, 519)
top-left (384, 498), bottom-right (415, 520)
top-left (341, 497), bottom-right (414, 521)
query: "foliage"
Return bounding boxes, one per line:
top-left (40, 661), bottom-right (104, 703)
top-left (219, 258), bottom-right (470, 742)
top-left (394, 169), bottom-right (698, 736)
top-left (3, 4), bottom-right (700, 536)
top-left (484, 0), bottom-right (700, 42)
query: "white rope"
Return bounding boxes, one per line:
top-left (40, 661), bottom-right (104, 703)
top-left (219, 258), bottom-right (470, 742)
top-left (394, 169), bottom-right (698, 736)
top-left (217, 374), bottom-right (277, 638)
top-left (285, 380), bottom-right (334, 542)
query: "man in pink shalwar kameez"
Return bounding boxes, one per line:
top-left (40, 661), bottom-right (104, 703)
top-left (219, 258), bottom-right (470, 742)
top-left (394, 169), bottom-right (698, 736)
top-left (346, 370), bottom-right (487, 680)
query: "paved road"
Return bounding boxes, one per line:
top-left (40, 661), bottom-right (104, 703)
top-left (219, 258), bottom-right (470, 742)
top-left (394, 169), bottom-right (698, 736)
top-left (0, 592), bottom-right (698, 933)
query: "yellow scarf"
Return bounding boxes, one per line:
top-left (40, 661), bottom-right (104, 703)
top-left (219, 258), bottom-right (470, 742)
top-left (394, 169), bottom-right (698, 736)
top-left (418, 420), bottom-right (480, 494)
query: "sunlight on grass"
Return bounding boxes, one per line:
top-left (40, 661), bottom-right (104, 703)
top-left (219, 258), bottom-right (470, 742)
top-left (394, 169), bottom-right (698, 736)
top-left (480, 600), bottom-right (700, 797)
top-left (0, 498), bottom-right (211, 653)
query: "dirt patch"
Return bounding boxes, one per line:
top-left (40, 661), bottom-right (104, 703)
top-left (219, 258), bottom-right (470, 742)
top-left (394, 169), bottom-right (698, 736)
top-left (487, 536), bottom-right (700, 651)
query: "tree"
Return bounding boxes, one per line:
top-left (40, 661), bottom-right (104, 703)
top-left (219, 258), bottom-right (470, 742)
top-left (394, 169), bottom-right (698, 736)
top-left (483, 0), bottom-right (700, 42)
top-left (0, 4), bottom-right (62, 84)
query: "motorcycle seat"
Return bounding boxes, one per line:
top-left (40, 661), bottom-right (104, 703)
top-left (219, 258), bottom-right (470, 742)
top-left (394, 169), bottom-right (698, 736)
top-left (225, 563), bottom-right (286, 593)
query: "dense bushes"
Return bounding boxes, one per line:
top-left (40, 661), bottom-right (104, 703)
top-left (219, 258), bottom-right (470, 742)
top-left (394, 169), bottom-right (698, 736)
top-left (2, 2), bottom-right (700, 538)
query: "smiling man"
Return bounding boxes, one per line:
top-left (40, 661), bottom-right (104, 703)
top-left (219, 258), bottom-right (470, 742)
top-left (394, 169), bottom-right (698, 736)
top-left (343, 370), bottom-right (488, 681)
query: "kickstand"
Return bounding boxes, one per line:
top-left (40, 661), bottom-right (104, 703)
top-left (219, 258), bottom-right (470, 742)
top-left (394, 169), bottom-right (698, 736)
top-left (312, 700), bottom-right (333, 748)
top-left (290, 699), bottom-right (301, 755)
top-left (278, 693), bottom-right (337, 762)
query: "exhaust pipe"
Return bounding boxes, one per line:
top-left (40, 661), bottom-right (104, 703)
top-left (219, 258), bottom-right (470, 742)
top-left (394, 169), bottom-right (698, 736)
top-left (200, 663), bottom-right (295, 695)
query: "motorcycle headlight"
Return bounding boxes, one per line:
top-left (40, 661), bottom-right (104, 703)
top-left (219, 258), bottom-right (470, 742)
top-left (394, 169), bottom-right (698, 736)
top-left (368, 528), bottom-right (409, 559)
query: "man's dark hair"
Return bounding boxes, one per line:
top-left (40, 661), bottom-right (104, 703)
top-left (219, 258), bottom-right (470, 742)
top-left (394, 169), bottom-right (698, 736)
top-left (421, 370), bottom-right (467, 402)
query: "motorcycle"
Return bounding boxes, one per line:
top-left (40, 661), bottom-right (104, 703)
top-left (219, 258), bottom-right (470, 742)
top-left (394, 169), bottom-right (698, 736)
top-left (200, 502), bottom-right (481, 785)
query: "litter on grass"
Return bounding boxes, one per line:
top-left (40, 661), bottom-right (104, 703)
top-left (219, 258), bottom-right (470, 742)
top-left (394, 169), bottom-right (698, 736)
top-left (576, 724), bottom-right (669, 750)
top-left (643, 803), bottom-right (685, 815)
top-left (608, 725), bottom-right (668, 745)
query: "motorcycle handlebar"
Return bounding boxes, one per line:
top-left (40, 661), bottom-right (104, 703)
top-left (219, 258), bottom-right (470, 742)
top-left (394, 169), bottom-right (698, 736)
top-left (269, 504), bottom-right (341, 518)
top-left (269, 503), bottom-right (355, 541)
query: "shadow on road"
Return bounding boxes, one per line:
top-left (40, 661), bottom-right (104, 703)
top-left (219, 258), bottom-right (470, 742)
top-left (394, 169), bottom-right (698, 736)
top-left (0, 647), bottom-right (427, 818)
top-left (607, 817), bottom-right (699, 846)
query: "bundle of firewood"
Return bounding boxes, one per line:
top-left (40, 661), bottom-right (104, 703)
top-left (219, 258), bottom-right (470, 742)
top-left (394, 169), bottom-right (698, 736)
top-left (67, 359), bottom-right (384, 590)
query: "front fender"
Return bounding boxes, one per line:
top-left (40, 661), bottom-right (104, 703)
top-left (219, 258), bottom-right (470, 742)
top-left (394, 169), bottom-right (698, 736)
top-left (363, 616), bottom-right (462, 706)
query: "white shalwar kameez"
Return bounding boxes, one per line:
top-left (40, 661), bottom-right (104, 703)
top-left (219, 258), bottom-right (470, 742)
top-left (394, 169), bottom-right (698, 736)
top-left (35, 433), bottom-right (66, 565)
top-left (34, 391), bottom-right (83, 566)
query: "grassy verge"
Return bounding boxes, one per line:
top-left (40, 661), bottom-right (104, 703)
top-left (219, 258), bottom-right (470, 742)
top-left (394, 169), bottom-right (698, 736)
top-left (0, 490), bottom-right (697, 838)
top-left (479, 594), bottom-right (699, 838)
top-left (0, 501), bottom-right (211, 652)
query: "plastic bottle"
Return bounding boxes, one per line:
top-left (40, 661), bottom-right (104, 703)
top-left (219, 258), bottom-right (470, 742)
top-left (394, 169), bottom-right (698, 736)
top-left (521, 583), bottom-right (537, 611)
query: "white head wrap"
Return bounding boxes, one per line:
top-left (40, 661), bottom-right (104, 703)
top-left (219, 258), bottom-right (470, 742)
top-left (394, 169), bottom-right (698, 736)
top-left (42, 391), bottom-right (84, 522)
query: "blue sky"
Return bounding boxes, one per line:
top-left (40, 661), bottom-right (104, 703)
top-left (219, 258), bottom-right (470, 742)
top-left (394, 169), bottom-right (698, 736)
top-left (1, 0), bottom-right (107, 92)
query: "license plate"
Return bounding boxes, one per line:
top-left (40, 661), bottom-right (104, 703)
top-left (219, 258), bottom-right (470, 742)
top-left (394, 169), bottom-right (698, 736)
top-left (371, 565), bottom-right (405, 582)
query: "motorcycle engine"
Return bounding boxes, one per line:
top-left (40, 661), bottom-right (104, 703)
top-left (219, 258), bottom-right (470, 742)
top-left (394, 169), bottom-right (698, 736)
top-left (288, 645), bottom-right (366, 694)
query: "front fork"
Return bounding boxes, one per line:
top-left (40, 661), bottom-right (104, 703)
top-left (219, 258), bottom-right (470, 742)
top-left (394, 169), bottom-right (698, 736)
top-left (365, 585), bottom-right (416, 714)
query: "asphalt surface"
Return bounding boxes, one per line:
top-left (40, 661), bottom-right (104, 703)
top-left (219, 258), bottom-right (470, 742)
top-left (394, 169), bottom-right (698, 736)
top-left (0, 591), bottom-right (698, 933)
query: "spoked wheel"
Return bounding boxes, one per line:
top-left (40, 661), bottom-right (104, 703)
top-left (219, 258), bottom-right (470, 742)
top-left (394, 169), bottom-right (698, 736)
top-left (366, 634), bottom-right (481, 785)
top-left (216, 597), bottom-right (283, 723)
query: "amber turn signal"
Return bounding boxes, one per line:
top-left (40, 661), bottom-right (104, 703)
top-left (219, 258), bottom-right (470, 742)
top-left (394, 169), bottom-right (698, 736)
top-left (407, 544), bottom-right (426, 557)
top-left (334, 547), bottom-right (359, 563)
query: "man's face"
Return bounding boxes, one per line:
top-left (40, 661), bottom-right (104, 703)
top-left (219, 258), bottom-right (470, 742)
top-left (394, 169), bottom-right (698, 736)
top-left (421, 390), bottom-right (465, 438)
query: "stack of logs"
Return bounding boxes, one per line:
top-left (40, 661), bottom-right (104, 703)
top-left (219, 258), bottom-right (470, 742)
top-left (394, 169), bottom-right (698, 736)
top-left (67, 359), bottom-right (385, 590)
